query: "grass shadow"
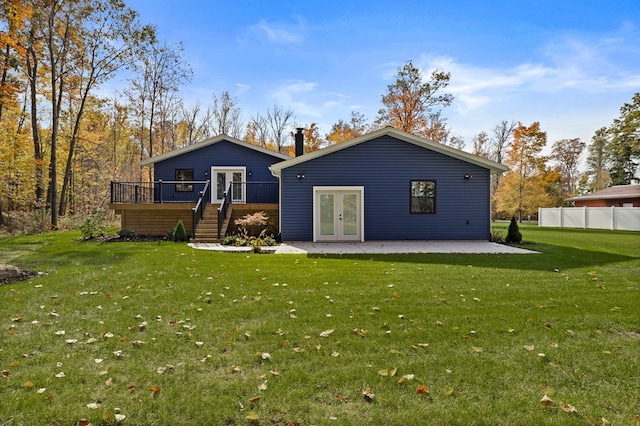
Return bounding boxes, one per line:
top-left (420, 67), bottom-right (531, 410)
top-left (307, 243), bottom-right (639, 272)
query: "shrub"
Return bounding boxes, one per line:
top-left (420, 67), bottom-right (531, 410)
top-left (490, 229), bottom-right (504, 243)
top-left (234, 211), bottom-right (268, 237)
top-left (172, 220), bottom-right (188, 242)
top-left (505, 217), bottom-right (523, 244)
top-left (79, 210), bottom-right (107, 240)
top-left (118, 229), bottom-right (136, 238)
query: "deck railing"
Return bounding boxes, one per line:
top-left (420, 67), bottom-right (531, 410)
top-left (191, 180), bottom-right (211, 237)
top-left (217, 182), bottom-right (233, 239)
top-left (110, 181), bottom-right (210, 204)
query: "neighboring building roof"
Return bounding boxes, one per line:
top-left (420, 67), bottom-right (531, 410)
top-left (566, 184), bottom-right (640, 202)
top-left (140, 134), bottom-right (290, 167)
top-left (269, 127), bottom-right (509, 176)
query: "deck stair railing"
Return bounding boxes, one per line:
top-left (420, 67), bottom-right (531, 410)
top-left (217, 182), bottom-right (234, 239)
top-left (191, 180), bottom-right (210, 237)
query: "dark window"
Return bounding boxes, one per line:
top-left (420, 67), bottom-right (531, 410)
top-left (410, 180), bottom-right (436, 214)
top-left (175, 169), bottom-right (194, 192)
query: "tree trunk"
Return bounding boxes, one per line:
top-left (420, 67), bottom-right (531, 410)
top-left (26, 40), bottom-right (44, 204)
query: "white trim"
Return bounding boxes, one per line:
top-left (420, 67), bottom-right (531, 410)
top-left (211, 166), bottom-right (246, 204)
top-left (313, 186), bottom-right (364, 242)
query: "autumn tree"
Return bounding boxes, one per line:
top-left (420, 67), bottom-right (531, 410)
top-left (212, 91), bottom-right (243, 138)
top-left (266, 105), bottom-right (294, 153)
top-left (57, 0), bottom-right (155, 216)
top-left (550, 138), bottom-right (585, 198)
top-left (491, 120), bottom-right (516, 164)
top-left (493, 122), bottom-right (549, 221)
top-left (376, 60), bottom-right (453, 138)
top-left (422, 110), bottom-right (450, 143)
top-left (180, 101), bottom-right (212, 145)
top-left (289, 122), bottom-right (322, 155)
top-left (325, 111), bottom-right (369, 144)
top-left (471, 131), bottom-right (490, 158)
top-left (0, 0), bottom-right (29, 122)
top-left (245, 112), bottom-right (270, 147)
top-left (607, 92), bottom-right (640, 185)
top-left (584, 127), bottom-right (611, 191)
top-left (127, 40), bottom-right (191, 175)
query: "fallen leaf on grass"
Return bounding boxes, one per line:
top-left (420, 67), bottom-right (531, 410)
top-left (55, 372), bottom-right (65, 378)
top-left (444, 386), bottom-right (454, 395)
top-left (245, 412), bottom-right (260, 423)
top-left (86, 402), bottom-right (101, 409)
top-left (471, 346), bottom-right (483, 353)
top-left (524, 345), bottom-right (535, 351)
top-left (539, 394), bottom-right (554, 406)
top-left (114, 414), bottom-right (126, 422)
top-left (353, 328), bottom-right (368, 337)
top-left (362, 387), bottom-right (375, 402)
top-left (150, 386), bottom-right (160, 396)
top-left (416, 385), bottom-right (429, 394)
top-left (560, 401), bottom-right (577, 413)
top-left (319, 329), bottom-right (334, 337)
top-left (249, 396), bottom-right (261, 404)
top-left (258, 380), bottom-right (267, 391)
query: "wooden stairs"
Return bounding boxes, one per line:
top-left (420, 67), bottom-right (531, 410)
top-left (191, 205), bottom-right (231, 243)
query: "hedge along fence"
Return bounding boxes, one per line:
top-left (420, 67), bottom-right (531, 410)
top-left (538, 206), bottom-right (640, 231)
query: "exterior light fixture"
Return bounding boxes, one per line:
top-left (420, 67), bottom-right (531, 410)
top-left (464, 173), bottom-right (472, 180)
top-left (296, 173), bottom-right (305, 180)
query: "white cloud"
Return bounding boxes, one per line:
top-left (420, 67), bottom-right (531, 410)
top-left (415, 24), bottom-right (640, 116)
top-left (235, 83), bottom-right (251, 95)
top-left (268, 80), bottom-right (349, 119)
top-left (251, 18), bottom-right (305, 45)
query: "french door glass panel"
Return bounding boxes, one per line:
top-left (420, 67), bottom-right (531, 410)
top-left (342, 193), bottom-right (358, 236)
top-left (216, 172), bottom-right (226, 200)
top-left (319, 194), bottom-right (335, 236)
top-left (316, 190), bottom-right (361, 241)
top-left (212, 168), bottom-right (244, 203)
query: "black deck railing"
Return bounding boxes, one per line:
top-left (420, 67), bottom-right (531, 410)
top-left (217, 182), bottom-right (233, 239)
top-left (191, 180), bottom-right (211, 237)
top-left (110, 181), bottom-right (210, 204)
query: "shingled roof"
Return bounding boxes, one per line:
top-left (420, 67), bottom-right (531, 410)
top-left (566, 184), bottom-right (640, 202)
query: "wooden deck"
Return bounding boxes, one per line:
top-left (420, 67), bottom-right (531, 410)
top-left (110, 202), bottom-right (279, 239)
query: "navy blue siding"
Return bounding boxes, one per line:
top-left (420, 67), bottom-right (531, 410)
top-left (280, 136), bottom-right (492, 241)
top-left (153, 140), bottom-right (285, 202)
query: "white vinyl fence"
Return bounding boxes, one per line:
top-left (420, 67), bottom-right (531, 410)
top-left (538, 207), bottom-right (640, 231)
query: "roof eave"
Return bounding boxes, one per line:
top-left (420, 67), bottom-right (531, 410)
top-left (269, 127), bottom-right (509, 174)
top-left (139, 134), bottom-right (290, 167)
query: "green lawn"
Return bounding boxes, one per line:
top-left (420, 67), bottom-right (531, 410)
top-left (1, 225), bottom-right (639, 425)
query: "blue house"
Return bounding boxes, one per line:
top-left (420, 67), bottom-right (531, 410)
top-left (110, 127), bottom-right (507, 242)
top-left (110, 135), bottom-right (289, 240)
top-left (270, 127), bottom-right (508, 242)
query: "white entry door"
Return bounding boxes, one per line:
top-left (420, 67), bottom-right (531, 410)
top-left (212, 167), bottom-right (245, 203)
top-left (314, 187), bottom-right (364, 242)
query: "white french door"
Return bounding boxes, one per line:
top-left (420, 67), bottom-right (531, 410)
top-left (212, 167), bottom-right (245, 203)
top-left (314, 187), bottom-right (364, 242)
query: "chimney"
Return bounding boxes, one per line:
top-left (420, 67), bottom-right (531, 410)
top-left (295, 128), bottom-right (304, 157)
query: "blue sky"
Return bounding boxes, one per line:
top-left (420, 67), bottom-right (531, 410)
top-left (125, 0), bottom-right (640, 150)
